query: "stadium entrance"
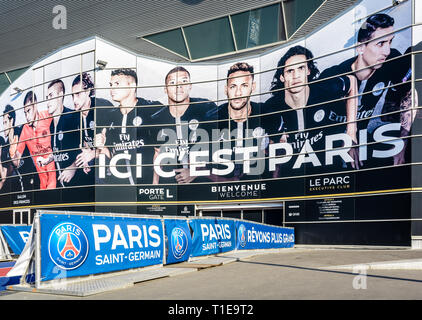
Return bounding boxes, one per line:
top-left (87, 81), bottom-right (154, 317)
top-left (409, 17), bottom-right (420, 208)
top-left (196, 203), bottom-right (284, 226)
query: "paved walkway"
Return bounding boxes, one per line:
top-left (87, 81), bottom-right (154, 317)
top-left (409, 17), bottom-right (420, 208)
top-left (1, 246), bottom-right (422, 301)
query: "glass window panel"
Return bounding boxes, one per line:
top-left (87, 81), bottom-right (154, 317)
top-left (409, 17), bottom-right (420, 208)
top-left (283, 0), bottom-right (324, 37)
top-left (202, 211), bottom-right (221, 217)
top-left (231, 4), bottom-right (286, 50)
top-left (222, 210), bottom-right (241, 219)
top-left (0, 73), bottom-right (10, 96)
top-left (6, 67), bottom-right (28, 82)
top-left (184, 17), bottom-right (235, 60)
top-left (264, 209), bottom-right (283, 226)
top-left (243, 210), bottom-right (262, 223)
top-left (144, 28), bottom-right (189, 59)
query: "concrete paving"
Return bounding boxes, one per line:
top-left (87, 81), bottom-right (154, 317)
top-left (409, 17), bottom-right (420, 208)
top-left (1, 246), bottom-right (422, 301)
top-left (5, 249), bottom-right (273, 297)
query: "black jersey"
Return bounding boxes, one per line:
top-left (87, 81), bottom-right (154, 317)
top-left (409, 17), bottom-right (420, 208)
top-left (0, 135), bottom-right (16, 194)
top-left (213, 102), bottom-right (270, 181)
top-left (150, 98), bottom-right (217, 184)
top-left (80, 98), bottom-right (114, 149)
top-left (74, 97), bottom-right (114, 186)
top-left (96, 97), bottom-right (161, 185)
top-left (50, 106), bottom-right (80, 187)
top-left (320, 49), bottom-right (411, 167)
top-left (265, 76), bottom-right (351, 151)
top-left (80, 104), bottom-right (95, 149)
top-left (264, 76), bottom-right (351, 176)
top-left (320, 49), bottom-right (409, 132)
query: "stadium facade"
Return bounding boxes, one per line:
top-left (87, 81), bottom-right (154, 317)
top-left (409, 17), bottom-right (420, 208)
top-left (0, 0), bottom-right (421, 247)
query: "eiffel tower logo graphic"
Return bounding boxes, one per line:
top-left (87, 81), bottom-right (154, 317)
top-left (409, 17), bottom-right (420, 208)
top-left (60, 233), bottom-right (80, 259)
top-left (241, 231), bottom-right (245, 244)
top-left (175, 235), bottom-right (183, 252)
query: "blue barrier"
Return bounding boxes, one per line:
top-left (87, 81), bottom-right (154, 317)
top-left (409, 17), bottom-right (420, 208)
top-left (235, 221), bottom-right (295, 250)
top-left (164, 219), bottom-right (192, 265)
top-left (40, 214), bottom-right (164, 281)
top-left (6, 212), bottom-right (295, 284)
top-left (0, 226), bottom-right (31, 255)
top-left (189, 218), bottom-right (236, 257)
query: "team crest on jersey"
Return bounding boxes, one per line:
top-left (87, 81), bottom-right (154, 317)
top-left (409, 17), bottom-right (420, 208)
top-left (314, 109), bottom-right (325, 123)
top-left (237, 224), bottom-right (247, 248)
top-left (170, 227), bottom-right (189, 260)
top-left (189, 119), bottom-right (199, 131)
top-left (133, 116), bottom-right (143, 127)
top-left (252, 127), bottom-right (265, 138)
top-left (372, 82), bottom-right (385, 96)
top-left (252, 127), bottom-right (269, 150)
top-left (48, 222), bottom-right (89, 270)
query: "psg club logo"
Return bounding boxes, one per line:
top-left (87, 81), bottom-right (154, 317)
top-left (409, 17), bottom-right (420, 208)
top-left (48, 222), bottom-right (89, 270)
top-left (170, 227), bottom-right (188, 260)
top-left (238, 224), bottom-right (247, 248)
top-left (133, 116), bottom-right (143, 127)
top-left (314, 109), bottom-right (325, 123)
top-left (189, 119), bottom-right (199, 131)
top-left (372, 82), bottom-right (386, 96)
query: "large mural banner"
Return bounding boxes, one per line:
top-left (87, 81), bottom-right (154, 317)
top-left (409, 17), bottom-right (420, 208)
top-left (0, 0), bottom-right (418, 218)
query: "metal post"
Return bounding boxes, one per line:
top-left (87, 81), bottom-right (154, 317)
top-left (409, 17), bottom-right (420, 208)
top-left (161, 218), bottom-right (166, 266)
top-left (34, 213), bottom-right (41, 289)
top-left (282, 201), bottom-right (286, 227)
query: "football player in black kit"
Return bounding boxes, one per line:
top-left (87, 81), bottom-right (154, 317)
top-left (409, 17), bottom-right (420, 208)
top-left (151, 66), bottom-right (217, 184)
top-left (209, 62), bottom-right (270, 182)
top-left (47, 79), bottom-right (80, 187)
top-left (0, 136), bottom-right (6, 191)
top-left (72, 72), bottom-right (113, 186)
top-left (1, 105), bottom-right (22, 193)
top-left (95, 68), bottom-right (162, 186)
top-left (319, 13), bottom-right (411, 167)
top-left (264, 45), bottom-right (358, 177)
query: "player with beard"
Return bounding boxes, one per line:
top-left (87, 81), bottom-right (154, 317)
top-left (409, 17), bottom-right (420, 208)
top-left (209, 62), bottom-right (271, 182)
top-left (151, 66), bottom-right (217, 184)
top-left (95, 68), bottom-right (162, 186)
top-left (11, 93), bottom-right (55, 190)
top-left (264, 45), bottom-right (358, 178)
top-left (71, 72), bottom-right (113, 186)
top-left (319, 13), bottom-right (411, 167)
